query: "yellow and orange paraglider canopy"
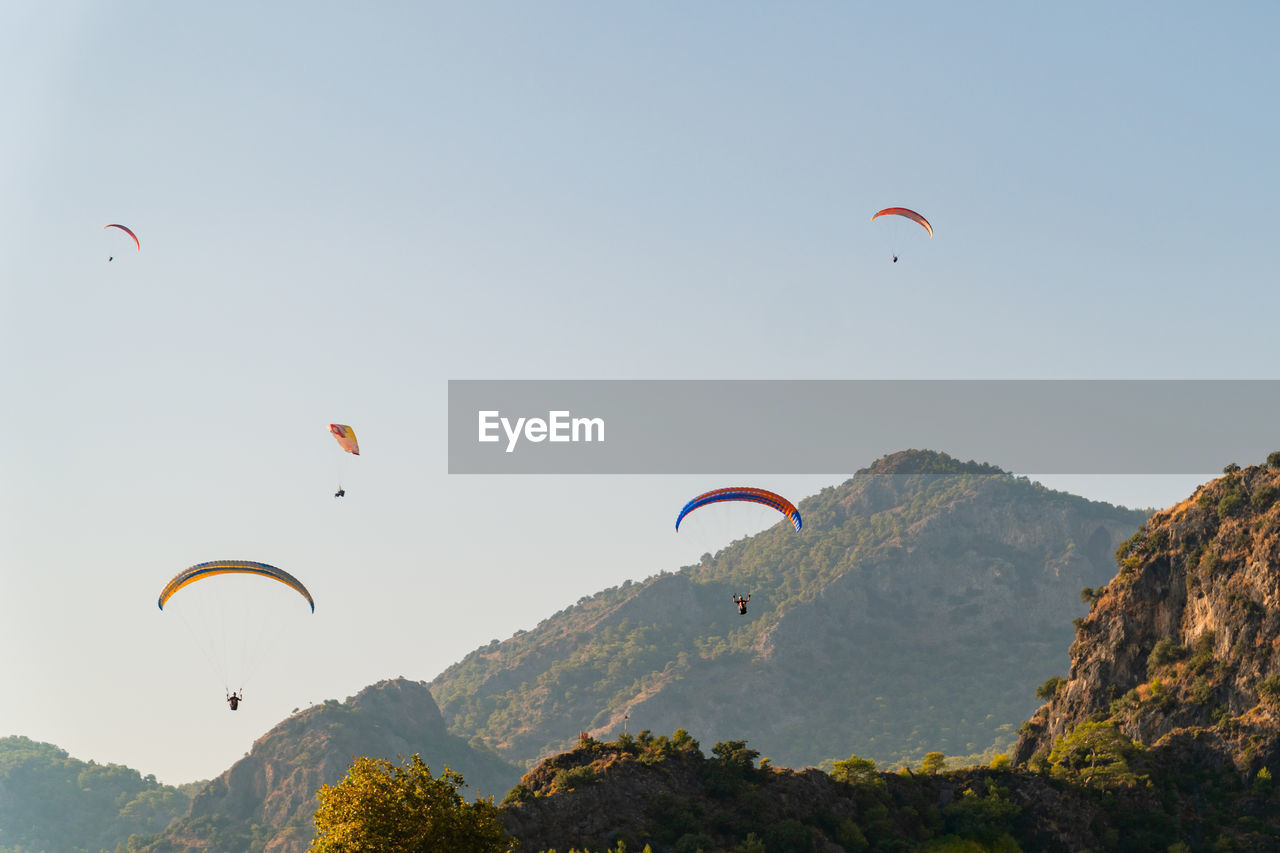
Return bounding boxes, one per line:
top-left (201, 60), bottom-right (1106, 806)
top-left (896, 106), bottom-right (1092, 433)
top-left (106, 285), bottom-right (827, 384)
top-left (329, 424), bottom-right (359, 455)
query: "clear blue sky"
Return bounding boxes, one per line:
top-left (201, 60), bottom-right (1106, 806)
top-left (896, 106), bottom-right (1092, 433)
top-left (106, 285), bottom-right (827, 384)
top-left (2, 3), bottom-right (1276, 784)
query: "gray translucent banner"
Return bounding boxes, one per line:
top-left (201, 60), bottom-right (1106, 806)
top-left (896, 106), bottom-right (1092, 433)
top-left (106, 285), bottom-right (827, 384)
top-left (447, 380), bottom-right (1280, 474)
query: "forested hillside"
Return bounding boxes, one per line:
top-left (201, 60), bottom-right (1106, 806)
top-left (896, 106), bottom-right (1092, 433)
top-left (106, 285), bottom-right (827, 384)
top-left (431, 450), bottom-right (1150, 770)
top-left (0, 736), bottom-right (201, 853)
top-left (135, 679), bottom-right (519, 853)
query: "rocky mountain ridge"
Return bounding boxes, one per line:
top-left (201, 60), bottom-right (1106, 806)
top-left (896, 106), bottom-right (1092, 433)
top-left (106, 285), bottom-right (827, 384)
top-left (1014, 457), bottom-right (1280, 781)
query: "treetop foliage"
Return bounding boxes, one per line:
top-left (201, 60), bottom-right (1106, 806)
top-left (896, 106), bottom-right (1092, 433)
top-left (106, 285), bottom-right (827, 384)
top-left (310, 754), bottom-right (515, 853)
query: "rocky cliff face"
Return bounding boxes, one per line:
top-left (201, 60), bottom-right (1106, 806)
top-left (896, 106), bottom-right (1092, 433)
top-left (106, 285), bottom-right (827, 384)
top-left (1014, 460), bottom-right (1280, 778)
top-left (141, 678), bottom-right (519, 853)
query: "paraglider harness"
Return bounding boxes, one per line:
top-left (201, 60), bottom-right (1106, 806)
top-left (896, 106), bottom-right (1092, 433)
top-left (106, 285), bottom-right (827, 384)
top-left (733, 594), bottom-right (750, 615)
top-left (226, 689), bottom-right (243, 711)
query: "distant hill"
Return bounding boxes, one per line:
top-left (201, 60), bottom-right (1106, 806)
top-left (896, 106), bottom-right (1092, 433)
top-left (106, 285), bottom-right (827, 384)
top-left (0, 736), bottom-right (200, 853)
top-left (135, 679), bottom-right (519, 853)
top-left (431, 450), bottom-right (1149, 771)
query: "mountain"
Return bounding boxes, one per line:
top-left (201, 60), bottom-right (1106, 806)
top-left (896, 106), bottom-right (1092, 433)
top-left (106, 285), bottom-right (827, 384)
top-left (0, 736), bottom-right (200, 853)
top-left (12, 449), bottom-right (1166, 851)
top-left (28, 453), bottom-right (1280, 851)
top-left (136, 679), bottom-right (519, 853)
top-left (510, 453), bottom-right (1280, 853)
top-left (431, 451), bottom-right (1149, 771)
top-left (1014, 457), bottom-right (1280, 781)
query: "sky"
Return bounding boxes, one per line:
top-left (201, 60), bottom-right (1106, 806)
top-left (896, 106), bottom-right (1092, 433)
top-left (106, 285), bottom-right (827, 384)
top-left (2, 2), bottom-right (1278, 785)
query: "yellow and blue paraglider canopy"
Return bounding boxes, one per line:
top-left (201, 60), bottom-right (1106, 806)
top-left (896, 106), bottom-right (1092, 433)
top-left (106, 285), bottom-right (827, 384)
top-left (158, 560), bottom-right (314, 612)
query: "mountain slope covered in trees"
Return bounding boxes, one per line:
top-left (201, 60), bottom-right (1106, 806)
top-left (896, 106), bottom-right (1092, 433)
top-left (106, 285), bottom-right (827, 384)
top-left (431, 450), bottom-right (1149, 771)
top-left (0, 736), bottom-right (201, 853)
top-left (136, 679), bottom-right (519, 853)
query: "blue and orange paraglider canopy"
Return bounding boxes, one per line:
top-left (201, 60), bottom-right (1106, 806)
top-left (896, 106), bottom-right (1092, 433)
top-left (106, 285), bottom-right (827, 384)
top-left (676, 487), bottom-right (802, 533)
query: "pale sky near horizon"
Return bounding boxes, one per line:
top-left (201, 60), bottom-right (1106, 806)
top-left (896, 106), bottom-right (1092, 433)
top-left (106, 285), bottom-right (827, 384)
top-left (3, 3), bottom-right (1278, 785)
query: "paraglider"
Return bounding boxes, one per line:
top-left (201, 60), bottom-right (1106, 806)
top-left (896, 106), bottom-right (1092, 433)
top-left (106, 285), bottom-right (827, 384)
top-left (733, 593), bottom-right (751, 615)
top-left (104, 223), bottom-right (140, 259)
top-left (329, 424), bottom-right (358, 496)
top-left (872, 208), bottom-right (932, 262)
top-left (159, 560), bottom-right (314, 705)
top-left (675, 487), bottom-right (802, 532)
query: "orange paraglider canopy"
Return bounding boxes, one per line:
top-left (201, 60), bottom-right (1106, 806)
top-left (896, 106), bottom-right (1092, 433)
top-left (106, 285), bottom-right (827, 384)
top-left (104, 223), bottom-right (140, 250)
top-left (871, 208), bottom-right (933, 237)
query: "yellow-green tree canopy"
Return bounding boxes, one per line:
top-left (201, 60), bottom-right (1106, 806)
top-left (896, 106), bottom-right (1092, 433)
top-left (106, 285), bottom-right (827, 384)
top-left (310, 754), bottom-right (514, 853)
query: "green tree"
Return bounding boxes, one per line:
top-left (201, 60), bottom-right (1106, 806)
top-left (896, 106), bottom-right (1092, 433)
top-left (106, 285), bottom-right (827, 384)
top-left (942, 784), bottom-right (1020, 841)
top-left (763, 819), bottom-right (813, 853)
top-left (1035, 676), bottom-right (1064, 700)
top-left (1148, 637), bottom-right (1189, 673)
top-left (1253, 766), bottom-right (1273, 796)
top-left (920, 752), bottom-right (947, 774)
top-left (1218, 486), bottom-right (1247, 519)
top-left (710, 739), bottom-right (760, 771)
top-left (670, 728), bottom-right (701, 754)
top-left (830, 753), bottom-right (883, 789)
top-left (1046, 722), bottom-right (1143, 788)
top-left (1259, 674), bottom-right (1280, 709)
top-left (310, 754), bottom-right (515, 852)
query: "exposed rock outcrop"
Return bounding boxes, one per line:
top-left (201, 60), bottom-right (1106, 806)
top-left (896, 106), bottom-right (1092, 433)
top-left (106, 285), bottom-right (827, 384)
top-left (1014, 459), bottom-right (1280, 780)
